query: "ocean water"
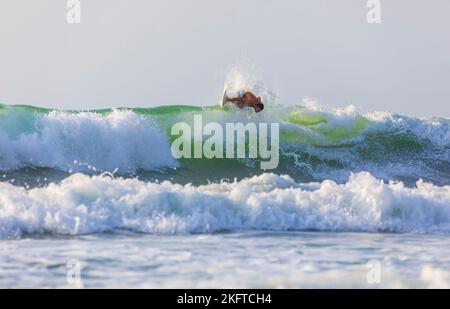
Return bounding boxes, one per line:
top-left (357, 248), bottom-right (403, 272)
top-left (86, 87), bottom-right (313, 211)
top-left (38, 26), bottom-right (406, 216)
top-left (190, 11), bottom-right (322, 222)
top-left (1, 232), bottom-right (450, 288)
top-left (1, 94), bottom-right (450, 288)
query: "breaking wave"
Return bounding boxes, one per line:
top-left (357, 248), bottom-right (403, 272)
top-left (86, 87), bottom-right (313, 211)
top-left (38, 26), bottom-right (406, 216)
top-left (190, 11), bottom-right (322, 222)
top-left (0, 102), bottom-right (449, 185)
top-left (0, 172), bottom-right (449, 238)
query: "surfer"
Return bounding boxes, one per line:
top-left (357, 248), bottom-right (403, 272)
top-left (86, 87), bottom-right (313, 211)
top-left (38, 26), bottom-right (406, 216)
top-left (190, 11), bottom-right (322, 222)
top-left (224, 91), bottom-right (264, 113)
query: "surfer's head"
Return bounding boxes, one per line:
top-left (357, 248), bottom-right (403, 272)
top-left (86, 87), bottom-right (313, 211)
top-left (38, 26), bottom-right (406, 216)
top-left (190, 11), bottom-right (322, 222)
top-left (254, 103), bottom-right (264, 113)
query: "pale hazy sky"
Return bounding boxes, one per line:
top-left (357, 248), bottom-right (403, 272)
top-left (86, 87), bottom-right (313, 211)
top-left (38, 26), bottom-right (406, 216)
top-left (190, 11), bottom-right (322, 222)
top-left (0, 0), bottom-right (449, 117)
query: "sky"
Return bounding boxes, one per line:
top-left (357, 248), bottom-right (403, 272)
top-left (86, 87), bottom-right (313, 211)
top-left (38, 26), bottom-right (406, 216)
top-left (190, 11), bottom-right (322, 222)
top-left (0, 0), bottom-right (449, 117)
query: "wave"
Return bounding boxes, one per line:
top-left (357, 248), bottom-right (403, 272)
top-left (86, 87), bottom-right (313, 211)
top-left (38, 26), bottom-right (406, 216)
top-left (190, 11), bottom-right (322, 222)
top-left (0, 107), bottom-right (178, 172)
top-left (0, 102), bottom-right (449, 185)
top-left (0, 172), bottom-right (449, 238)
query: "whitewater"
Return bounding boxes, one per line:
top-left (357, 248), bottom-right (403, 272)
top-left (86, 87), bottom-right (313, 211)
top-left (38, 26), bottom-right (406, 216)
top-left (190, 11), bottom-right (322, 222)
top-left (1, 98), bottom-right (449, 288)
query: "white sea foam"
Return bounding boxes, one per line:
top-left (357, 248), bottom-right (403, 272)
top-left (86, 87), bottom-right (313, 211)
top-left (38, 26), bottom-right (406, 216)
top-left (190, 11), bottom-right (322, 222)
top-left (1, 172), bottom-right (449, 238)
top-left (0, 109), bottom-right (177, 172)
top-left (365, 111), bottom-right (450, 147)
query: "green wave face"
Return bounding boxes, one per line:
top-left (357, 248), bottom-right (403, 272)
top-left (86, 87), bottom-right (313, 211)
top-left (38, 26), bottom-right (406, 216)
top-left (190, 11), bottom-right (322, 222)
top-left (0, 103), bottom-right (449, 186)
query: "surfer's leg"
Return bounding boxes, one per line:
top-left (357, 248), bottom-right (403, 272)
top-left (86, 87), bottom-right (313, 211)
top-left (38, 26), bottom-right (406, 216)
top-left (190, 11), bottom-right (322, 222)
top-left (225, 97), bottom-right (245, 108)
top-left (225, 97), bottom-right (244, 104)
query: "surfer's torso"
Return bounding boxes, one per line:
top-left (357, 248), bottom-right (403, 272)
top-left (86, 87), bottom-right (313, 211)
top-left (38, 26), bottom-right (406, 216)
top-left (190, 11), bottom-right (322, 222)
top-left (242, 91), bottom-right (260, 108)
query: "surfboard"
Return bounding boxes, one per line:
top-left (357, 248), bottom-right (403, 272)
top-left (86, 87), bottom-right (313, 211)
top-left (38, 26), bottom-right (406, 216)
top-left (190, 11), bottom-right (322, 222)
top-left (220, 87), bottom-right (228, 108)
